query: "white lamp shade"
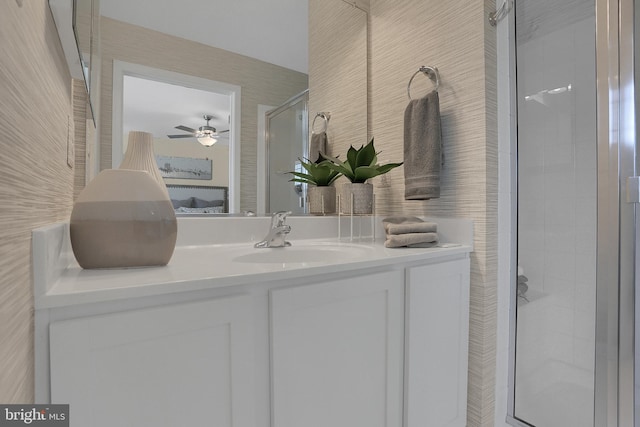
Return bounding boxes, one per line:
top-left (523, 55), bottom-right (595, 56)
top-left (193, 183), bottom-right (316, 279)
top-left (197, 135), bottom-right (218, 146)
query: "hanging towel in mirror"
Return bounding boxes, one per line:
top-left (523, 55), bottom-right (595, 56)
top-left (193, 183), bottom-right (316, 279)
top-left (403, 90), bottom-right (442, 199)
top-left (310, 131), bottom-right (328, 162)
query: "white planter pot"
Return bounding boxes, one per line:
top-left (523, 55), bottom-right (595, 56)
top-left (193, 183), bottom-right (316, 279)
top-left (308, 186), bottom-right (336, 215)
top-left (339, 182), bottom-right (373, 215)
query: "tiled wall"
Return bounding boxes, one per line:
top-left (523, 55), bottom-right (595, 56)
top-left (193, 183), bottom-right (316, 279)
top-left (366, 1), bottom-right (498, 425)
top-left (99, 17), bottom-right (308, 212)
top-left (0, 0), bottom-right (78, 402)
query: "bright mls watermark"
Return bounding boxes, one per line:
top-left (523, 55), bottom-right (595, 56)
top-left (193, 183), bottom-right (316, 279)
top-left (0, 405), bottom-right (69, 426)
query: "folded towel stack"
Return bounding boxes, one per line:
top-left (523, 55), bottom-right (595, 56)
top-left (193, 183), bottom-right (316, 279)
top-left (382, 216), bottom-right (438, 248)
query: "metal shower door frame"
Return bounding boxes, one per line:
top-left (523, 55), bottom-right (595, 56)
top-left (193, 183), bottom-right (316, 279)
top-left (595, 0), bottom-right (636, 424)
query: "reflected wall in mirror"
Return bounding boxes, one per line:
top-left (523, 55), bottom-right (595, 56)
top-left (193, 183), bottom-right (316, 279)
top-left (100, 0), bottom-right (369, 214)
top-left (48, 0), bottom-right (100, 123)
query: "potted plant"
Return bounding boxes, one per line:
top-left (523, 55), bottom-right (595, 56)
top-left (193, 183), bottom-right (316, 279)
top-left (322, 138), bottom-right (403, 214)
top-left (288, 156), bottom-right (341, 214)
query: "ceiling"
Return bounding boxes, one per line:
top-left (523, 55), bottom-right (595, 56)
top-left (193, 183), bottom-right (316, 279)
top-left (100, 0), bottom-right (308, 73)
top-left (122, 76), bottom-right (232, 145)
top-left (103, 0), bottom-right (308, 146)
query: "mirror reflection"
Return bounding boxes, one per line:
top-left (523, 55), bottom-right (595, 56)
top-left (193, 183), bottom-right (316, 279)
top-left (99, 0), bottom-right (368, 214)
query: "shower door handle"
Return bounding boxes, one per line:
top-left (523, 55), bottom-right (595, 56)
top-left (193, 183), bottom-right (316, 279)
top-left (626, 176), bottom-right (640, 203)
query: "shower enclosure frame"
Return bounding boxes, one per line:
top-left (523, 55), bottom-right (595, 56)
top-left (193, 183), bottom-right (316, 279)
top-left (506, 0), bottom-right (638, 425)
top-left (264, 89), bottom-right (310, 214)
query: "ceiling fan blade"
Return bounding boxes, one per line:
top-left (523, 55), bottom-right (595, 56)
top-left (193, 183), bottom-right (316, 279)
top-left (174, 125), bottom-right (196, 133)
top-left (219, 129), bottom-right (229, 133)
top-left (167, 134), bottom-right (195, 139)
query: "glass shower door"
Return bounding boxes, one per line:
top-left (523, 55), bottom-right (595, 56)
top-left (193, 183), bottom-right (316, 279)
top-left (510, 0), bottom-right (639, 425)
top-left (511, 0), bottom-right (598, 426)
top-left (265, 90), bottom-right (309, 214)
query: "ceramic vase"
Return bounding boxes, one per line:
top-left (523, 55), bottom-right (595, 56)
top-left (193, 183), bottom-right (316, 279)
top-left (70, 169), bottom-right (178, 269)
top-left (339, 182), bottom-right (373, 215)
top-left (308, 186), bottom-right (336, 215)
top-left (120, 130), bottom-right (169, 198)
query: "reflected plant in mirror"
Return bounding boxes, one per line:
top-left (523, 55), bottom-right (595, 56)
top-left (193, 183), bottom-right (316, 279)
top-left (288, 157), bottom-right (341, 214)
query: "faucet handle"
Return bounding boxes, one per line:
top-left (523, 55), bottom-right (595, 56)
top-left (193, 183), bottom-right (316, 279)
top-left (271, 211), bottom-right (292, 227)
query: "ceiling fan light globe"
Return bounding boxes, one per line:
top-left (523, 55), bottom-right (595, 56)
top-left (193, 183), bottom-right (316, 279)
top-left (197, 136), bottom-right (217, 146)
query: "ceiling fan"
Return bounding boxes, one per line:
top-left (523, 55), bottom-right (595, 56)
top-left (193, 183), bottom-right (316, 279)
top-left (167, 115), bottom-right (228, 146)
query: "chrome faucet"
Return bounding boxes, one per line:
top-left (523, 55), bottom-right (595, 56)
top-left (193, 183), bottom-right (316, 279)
top-left (254, 211), bottom-right (292, 248)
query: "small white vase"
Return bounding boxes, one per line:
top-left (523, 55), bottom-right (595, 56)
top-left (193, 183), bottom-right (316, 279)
top-left (339, 182), bottom-right (373, 215)
top-left (308, 186), bottom-right (336, 215)
top-left (120, 130), bottom-right (169, 198)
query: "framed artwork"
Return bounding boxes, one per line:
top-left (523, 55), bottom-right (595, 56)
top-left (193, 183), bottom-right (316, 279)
top-left (156, 156), bottom-right (212, 180)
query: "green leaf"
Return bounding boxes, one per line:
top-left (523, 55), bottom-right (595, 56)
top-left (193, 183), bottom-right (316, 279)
top-left (355, 139), bottom-right (376, 167)
top-left (324, 162), bottom-right (355, 181)
top-left (289, 178), bottom-right (313, 184)
top-left (346, 146), bottom-right (359, 169)
top-left (353, 166), bottom-right (384, 183)
top-left (375, 162), bottom-right (403, 174)
top-left (289, 171), bottom-right (315, 182)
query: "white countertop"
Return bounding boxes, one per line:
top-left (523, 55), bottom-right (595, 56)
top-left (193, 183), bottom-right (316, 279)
top-left (33, 217), bottom-right (473, 309)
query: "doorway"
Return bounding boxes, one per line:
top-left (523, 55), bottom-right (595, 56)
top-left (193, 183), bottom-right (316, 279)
top-left (112, 61), bottom-right (241, 212)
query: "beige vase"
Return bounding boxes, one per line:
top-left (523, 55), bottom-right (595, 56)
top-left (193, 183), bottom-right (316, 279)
top-left (120, 130), bottom-right (169, 198)
top-left (339, 182), bottom-right (374, 215)
top-left (70, 169), bottom-right (177, 269)
top-left (308, 186), bottom-right (336, 215)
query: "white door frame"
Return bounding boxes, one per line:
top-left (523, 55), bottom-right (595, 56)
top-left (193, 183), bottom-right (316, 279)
top-left (112, 60), bottom-right (242, 212)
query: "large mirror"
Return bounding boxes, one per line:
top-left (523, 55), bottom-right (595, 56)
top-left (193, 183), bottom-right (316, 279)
top-left (100, 0), bottom-right (369, 214)
top-left (48, 0), bottom-right (100, 122)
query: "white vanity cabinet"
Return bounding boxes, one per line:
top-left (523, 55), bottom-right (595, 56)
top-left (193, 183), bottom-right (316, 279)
top-left (404, 259), bottom-right (471, 427)
top-left (44, 259), bottom-right (471, 427)
top-left (35, 218), bottom-right (472, 427)
top-left (49, 295), bottom-right (259, 427)
top-left (270, 270), bottom-right (405, 427)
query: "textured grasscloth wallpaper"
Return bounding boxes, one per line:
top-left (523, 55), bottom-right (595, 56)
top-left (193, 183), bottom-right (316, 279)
top-left (309, 0), bottom-right (368, 159)
top-left (99, 17), bottom-right (308, 212)
top-left (367, 1), bottom-right (498, 426)
top-left (0, 0), bottom-right (76, 403)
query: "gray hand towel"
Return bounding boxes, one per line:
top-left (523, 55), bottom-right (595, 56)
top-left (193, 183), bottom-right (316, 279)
top-left (310, 132), bottom-right (328, 162)
top-left (382, 216), bottom-right (437, 234)
top-left (385, 222), bottom-right (437, 235)
top-left (384, 232), bottom-right (439, 248)
top-left (404, 90), bottom-right (442, 200)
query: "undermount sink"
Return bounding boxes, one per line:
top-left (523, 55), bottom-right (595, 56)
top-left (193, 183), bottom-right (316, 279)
top-left (232, 242), bottom-right (374, 265)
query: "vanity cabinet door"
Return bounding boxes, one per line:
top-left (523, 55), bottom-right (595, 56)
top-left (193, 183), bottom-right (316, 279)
top-left (270, 270), bottom-right (404, 427)
top-left (404, 258), bottom-right (470, 427)
top-left (49, 295), bottom-right (257, 427)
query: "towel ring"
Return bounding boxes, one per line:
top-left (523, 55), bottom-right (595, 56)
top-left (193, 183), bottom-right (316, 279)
top-left (312, 112), bottom-right (331, 133)
top-left (407, 66), bottom-right (440, 100)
